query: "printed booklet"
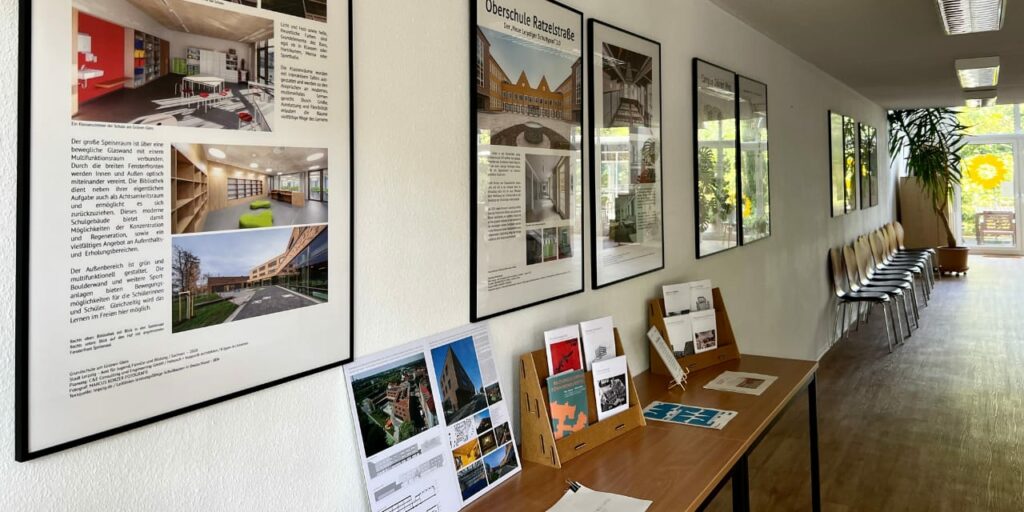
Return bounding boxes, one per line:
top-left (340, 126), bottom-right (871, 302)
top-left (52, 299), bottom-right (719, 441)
top-left (547, 370), bottom-right (589, 440)
top-left (344, 324), bottom-right (520, 512)
top-left (643, 401), bottom-right (737, 430)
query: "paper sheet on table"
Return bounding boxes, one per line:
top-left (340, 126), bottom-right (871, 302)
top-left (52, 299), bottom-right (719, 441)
top-left (546, 485), bottom-right (652, 512)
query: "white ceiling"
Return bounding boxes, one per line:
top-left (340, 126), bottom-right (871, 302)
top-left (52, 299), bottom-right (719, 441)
top-left (126, 0), bottom-right (273, 43)
top-left (200, 144), bottom-right (328, 175)
top-left (710, 0), bottom-right (1024, 107)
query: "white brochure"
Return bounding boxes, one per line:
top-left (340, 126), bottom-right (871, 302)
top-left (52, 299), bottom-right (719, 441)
top-left (592, 355), bottom-right (630, 421)
top-left (691, 310), bottom-right (718, 354)
top-left (705, 371), bottom-right (778, 396)
top-left (580, 316), bottom-right (616, 371)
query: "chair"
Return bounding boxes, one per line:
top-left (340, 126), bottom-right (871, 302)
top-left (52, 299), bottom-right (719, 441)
top-left (854, 237), bottom-right (920, 328)
top-left (869, 231), bottom-right (931, 304)
top-left (842, 244), bottom-right (910, 341)
top-left (238, 112), bottom-right (255, 130)
top-left (829, 248), bottom-right (898, 352)
top-left (975, 211), bottom-right (1016, 245)
top-left (881, 226), bottom-right (933, 290)
top-left (891, 222), bottom-right (939, 280)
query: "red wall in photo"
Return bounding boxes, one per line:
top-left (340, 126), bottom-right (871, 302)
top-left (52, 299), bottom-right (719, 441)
top-left (77, 12), bottom-right (125, 104)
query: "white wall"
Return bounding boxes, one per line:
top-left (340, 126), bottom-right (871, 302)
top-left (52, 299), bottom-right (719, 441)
top-left (0, 0), bottom-right (893, 510)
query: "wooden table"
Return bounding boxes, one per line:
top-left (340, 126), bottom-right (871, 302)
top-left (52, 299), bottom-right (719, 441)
top-left (463, 355), bottom-right (819, 512)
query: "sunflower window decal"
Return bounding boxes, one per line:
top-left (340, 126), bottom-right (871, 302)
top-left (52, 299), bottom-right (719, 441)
top-left (965, 154), bottom-right (1009, 190)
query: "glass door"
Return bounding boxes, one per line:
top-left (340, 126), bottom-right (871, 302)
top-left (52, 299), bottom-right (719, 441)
top-left (308, 171), bottom-right (323, 202)
top-left (956, 140), bottom-right (1021, 254)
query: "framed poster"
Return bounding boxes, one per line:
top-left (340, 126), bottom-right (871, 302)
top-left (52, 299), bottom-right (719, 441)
top-left (828, 111), bottom-right (846, 217)
top-left (471, 0), bottom-right (584, 320)
top-left (693, 59), bottom-right (739, 258)
top-left (588, 20), bottom-right (663, 288)
top-left (737, 76), bottom-right (770, 244)
top-left (843, 115), bottom-right (859, 213)
top-left (859, 123), bottom-right (879, 208)
top-left (17, 0), bottom-right (352, 460)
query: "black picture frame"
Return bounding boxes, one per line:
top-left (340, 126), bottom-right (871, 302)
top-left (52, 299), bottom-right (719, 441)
top-left (828, 110), bottom-right (846, 217)
top-left (469, 0), bottom-right (585, 321)
top-left (842, 114), bottom-right (860, 214)
top-left (736, 74), bottom-right (771, 246)
top-left (15, 0), bottom-right (355, 461)
top-left (587, 19), bottom-right (665, 289)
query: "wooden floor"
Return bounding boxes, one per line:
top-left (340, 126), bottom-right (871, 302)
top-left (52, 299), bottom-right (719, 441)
top-left (707, 256), bottom-right (1024, 511)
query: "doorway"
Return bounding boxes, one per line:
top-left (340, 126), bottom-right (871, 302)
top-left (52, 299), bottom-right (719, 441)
top-left (955, 140), bottom-right (1022, 254)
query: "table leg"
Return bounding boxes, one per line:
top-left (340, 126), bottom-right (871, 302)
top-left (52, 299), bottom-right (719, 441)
top-left (809, 375), bottom-right (821, 512)
top-left (731, 456), bottom-right (750, 512)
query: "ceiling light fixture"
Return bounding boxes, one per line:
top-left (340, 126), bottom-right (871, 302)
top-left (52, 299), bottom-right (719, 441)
top-left (208, 147), bottom-right (226, 159)
top-left (937, 0), bottom-right (1006, 35)
top-left (266, 168), bottom-right (273, 173)
top-left (250, 162), bottom-right (259, 169)
top-left (964, 88), bottom-right (997, 107)
top-left (955, 57), bottom-right (1000, 88)
top-left (306, 152), bottom-right (325, 162)
top-left (309, 165), bottom-right (320, 170)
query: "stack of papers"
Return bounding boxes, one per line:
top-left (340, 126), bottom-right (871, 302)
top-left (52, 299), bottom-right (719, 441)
top-left (642, 401), bottom-right (737, 430)
top-left (547, 483), bottom-right (652, 512)
top-left (704, 371), bottom-right (777, 396)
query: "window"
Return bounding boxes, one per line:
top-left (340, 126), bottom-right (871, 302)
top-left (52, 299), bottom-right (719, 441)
top-left (257, 39), bottom-right (275, 86)
top-left (228, 178), bottom-right (263, 200)
top-left (476, 43), bottom-right (484, 88)
top-left (279, 173), bottom-right (303, 192)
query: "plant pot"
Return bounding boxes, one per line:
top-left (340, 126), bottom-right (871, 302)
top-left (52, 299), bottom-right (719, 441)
top-left (937, 246), bottom-right (969, 274)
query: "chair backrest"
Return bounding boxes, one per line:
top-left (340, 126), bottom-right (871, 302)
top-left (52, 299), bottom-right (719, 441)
top-left (869, 231), bottom-right (888, 263)
top-left (854, 236), bottom-right (876, 280)
top-left (841, 245), bottom-right (863, 292)
top-left (893, 221), bottom-right (907, 249)
top-left (828, 247), bottom-right (849, 297)
top-left (883, 225), bottom-right (900, 256)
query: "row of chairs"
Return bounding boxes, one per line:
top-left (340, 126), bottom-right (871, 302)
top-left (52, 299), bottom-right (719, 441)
top-left (828, 222), bottom-right (937, 352)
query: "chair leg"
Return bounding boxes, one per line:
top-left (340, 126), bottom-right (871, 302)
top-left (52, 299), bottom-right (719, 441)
top-left (832, 302), bottom-right (844, 345)
top-left (890, 299), bottom-right (905, 345)
top-left (882, 303), bottom-right (894, 353)
top-left (843, 302), bottom-right (852, 341)
top-left (901, 292), bottom-right (913, 339)
top-left (908, 284), bottom-right (921, 325)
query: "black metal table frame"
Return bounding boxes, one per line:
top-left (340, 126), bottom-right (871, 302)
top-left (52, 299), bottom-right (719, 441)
top-left (697, 374), bottom-right (821, 512)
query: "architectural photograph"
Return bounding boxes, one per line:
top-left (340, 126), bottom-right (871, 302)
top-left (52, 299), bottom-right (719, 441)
top-left (170, 224), bottom-right (327, 333)
top-left (72, 0), bottom-right (274, 130)
top-left (170, 143), bottom-right (329, 234)
top-left (525, 154), bottom-right (572, 223)
top-left (430, 336), bottom-right (487, 425)
top-left (260, 0), bottom-right (327, 22)
top-left (475, 27), bottom-right (582, 150)
top-left (601, 43), bottom-right (655, 129)
top-left (456, 460), bottom-right (487, 501)
top-left (482, 443), bottom-right (519, 483)
top-left (349, 353), bottom-right (438, 458)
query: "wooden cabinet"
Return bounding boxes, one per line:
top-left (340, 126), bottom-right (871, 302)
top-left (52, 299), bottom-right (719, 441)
top-left (171, 149), bottom-right (209, 234)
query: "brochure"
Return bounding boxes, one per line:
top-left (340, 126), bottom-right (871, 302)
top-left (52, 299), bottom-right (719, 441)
top-left (544, 325), bottom-right (584, 376)
top-left (646, 326), bottom-right (687, 387)
top-left (592, 356), bottom-right (630, 421)
top-left (662, 283), bottom-right (691, 316)
top-left (580, 316), bottom-right (616, 371)
top-left (643, 401), bottom-right (737, 430)
top-left (689, 280), bottom-right (714, 311)
top-left (690, 309), bottom-right (718, 354)
top-left (663, 314), bottom-right (693, 356)
top-left (343, 323), bottom-right (521, 512)
top-left (704, 371), bottom-right (778, 396)
top-left (547, 482), bottom-right (652, 512)
top-left (547, 370), bottom-right (589, 440)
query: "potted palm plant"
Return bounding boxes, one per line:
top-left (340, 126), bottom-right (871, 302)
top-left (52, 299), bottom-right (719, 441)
top-left (887, 108), bottom-right (969, 272)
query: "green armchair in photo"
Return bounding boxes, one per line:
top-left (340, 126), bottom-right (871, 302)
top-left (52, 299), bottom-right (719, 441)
top-left (249, 200), bottom-right (271, 209)
top-left (239, 210), bottom-right (273, 229)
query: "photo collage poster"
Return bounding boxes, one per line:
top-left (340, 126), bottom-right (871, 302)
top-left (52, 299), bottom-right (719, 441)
top-left (20, 0), bottom-right (350, 459)
top-left (588, 20), bottom-right (664, 288)
top-left (472, 0), bottom-right (584, 320)
top-left (694, 59), bottom-right (739, 258)
top-left (344, 323), bottom-right (521, 512)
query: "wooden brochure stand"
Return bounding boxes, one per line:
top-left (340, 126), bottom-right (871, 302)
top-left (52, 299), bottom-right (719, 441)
top-left (648, 287), bottom-right (741, 376)
top-left (519, 329), bottom-right (646, 469)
